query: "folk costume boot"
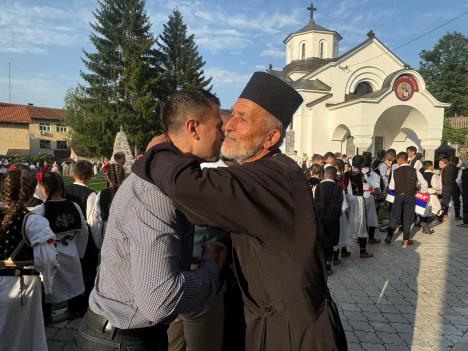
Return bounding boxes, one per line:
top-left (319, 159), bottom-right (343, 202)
top-left (340, 247), bottom-right (351, 257)
top-left (368, 226), bottom-right (381, 244)
top-left (358, 238), bottom-right (373, 258)
top-left (385, 228), bottom-right (394, 244)
top-left (333, 250), bottom-right (341, 265)
top-left (421, 218), bottom-right (434, 234)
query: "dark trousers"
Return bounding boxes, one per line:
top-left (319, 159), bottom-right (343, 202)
top-left (390, 194), bottom-right (415, 241)
top-left (73, 309), bottom-right (168, 351)
top-left (453, 184), bottom-right (461, 217)
top-left (68, 236), bottom-right (99, 316)
top-left (441, 185), bottom-right (453, 215)
top-left (463, 190), bottom-right (468, 224)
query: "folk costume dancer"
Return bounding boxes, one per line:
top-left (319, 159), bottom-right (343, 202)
top-left (385, 152), bottom-right (428, 246)
top-left (65, 160), bottom-right (98, 316)
top-left (333, 158), bottom-right (352, 261)
top-left (346, 155), bottom-right (374, 258)
top-left (421, 161), bottom-right (442, 234)
top-left (33, 171), bottom-right (88, 319)
top-left (314, 166), bottom-right (344, 276)
top-left (439, 158), bottom-right (458, 221)
top-left (0, 168), bottom-right (58, 351)
top-left (141, 72), bottom-right (347, 351)
top-left (362, 159), bottom-right (381, 244)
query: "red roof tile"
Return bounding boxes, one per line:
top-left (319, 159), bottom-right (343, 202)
top-left (0, 102), bottom-right (64, 124)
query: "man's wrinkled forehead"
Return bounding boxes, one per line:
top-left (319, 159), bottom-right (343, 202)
top-left (232, 98), bottom-right (268, 119)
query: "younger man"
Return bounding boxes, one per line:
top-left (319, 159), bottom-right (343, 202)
top-left (457, 160), bottom-right (468, 228)
top-left (314, 166), bottom-right (343, 275)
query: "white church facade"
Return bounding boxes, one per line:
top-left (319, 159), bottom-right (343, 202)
top-left (269, 4), bottom-right (448, 161)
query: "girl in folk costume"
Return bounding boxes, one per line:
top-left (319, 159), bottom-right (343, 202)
top-left (32, 171), bottom-right (88, 319)
top-left (362, 154), bottom-right (382, 244)
top-left (346, 155), bottom-right (374, 258)
top-left (307, 163), bottom-right (323, 193)
top-left (89, 163), bottom-right (126, 249)
top-left (0, 169), bottom-right (58, 351)
top-left (420, 160), bottom-right (442, 233)
top-left (333, 158), bottom-right (352, 261)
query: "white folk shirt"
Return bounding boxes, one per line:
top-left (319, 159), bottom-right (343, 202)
top-left (389, 164), bottom-right (428, 193)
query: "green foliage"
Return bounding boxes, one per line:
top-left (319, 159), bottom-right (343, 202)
top-left (158, 9), bottom-right (212, 95)
top-left (68, 0), bottom-right (164, 157)
top-left (0, 153), bottom-right (53, 166)
top-left (419, 32), bottom-right (468, 117)
top-left (442, 119), bottom-right (468, 144)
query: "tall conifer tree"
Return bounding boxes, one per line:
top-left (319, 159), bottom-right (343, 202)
top-left (67, 0), bottom-right (164, 157)
top-left (158, 9), bottom-right (212, 94)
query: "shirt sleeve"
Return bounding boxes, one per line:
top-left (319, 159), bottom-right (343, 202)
top-left (456, 170), bottom-right (462, 188)
top-left (88, 192), bottom-right (103, 250)
top-left (72, 201), bottom-right (90, 257)
top-left (389, 174), bottom-right (395, 190)
top-left (124, 213), bottom-right (219, 323)
top-left (86, 192), bottom-right (97, 224)
top-left (24, 214), bottom-right (58, 295)
top-left (416, 171), bottom-right (429, 193)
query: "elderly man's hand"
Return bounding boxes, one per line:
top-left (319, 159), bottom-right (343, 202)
top-left (146, 134), bottom-right (171, 151)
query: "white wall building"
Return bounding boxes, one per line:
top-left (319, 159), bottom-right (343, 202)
top-left (269, 5), bottom-right (448, 161)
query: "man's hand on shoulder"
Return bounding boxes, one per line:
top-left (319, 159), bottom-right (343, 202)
top-left (146, 134), bottom-right (171, 151)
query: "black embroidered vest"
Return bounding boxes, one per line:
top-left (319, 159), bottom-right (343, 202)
top-left (99, 187), bottom-right (118, 221)
top-left (43, 200), bottom-right (82, 237)
top-left (347, 171), bottom-right (364, 196)
top-left (0, 211), bottom-right (34, 264)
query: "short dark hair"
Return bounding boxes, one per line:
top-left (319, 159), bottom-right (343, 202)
top-left (323, 152), bottom-right (336, 160)
top-left (324, 166), bottom-right (337, 179)
top-left (376, 149), bottom-right (386, 160)
top-left (397, 152), bottom-right (408, 162)
top-left (439, 158), bottom-right (449, 165)
top-left (386, 149), bottom-right (396, 158)
top-left (406, 146), bottom-right (417, 153)
top-left (423, 160), bottom-right (433, 169)
top-left (352, 155), bottom-right (364, 168)
top-left (450, 156), bottom-right (459, 165)
top-left (73, 160), bottom-right (94, 181)
top-left (42, 172), bottom-right (65, 200)
top-left (311, 154), bottom-right (323, 163)
top-left (113, 152), bottom-right (126, 163)
top-left (162, 90), bottom-right (218, 134)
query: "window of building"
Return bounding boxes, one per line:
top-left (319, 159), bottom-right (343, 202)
top-left (374, 136), bottom-right (384, 154)
top-left (56, 140), bottom-right (68, 149)
top-left (40, 140), bottom-right (51, 149)
top-left (39, 122), bottom-right (51, 132)
top-left (56, 122), bottom-right (67, 132)
top-left (301, 43), bottom-right (306, 60)
top-left (354, 81), bottom-right (373, 96)
top-left (320, 41), bottom-right (325, 59)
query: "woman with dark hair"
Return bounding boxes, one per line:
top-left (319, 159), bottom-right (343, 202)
top-left (32, 171), bottom-right (88, 319)
top-left (307, 163), bottom-right (323, 193)
top-left (89, 164), bottom-right (126, 249)
top-left (0, 169), bottom-right (58, 350)
top-left (362, 156), bottom-right (382, 244)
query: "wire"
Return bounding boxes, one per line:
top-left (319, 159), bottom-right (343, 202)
top-left (345, 8), bottom-right (468, 69)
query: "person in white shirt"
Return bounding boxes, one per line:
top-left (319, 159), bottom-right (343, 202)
top-left (406, 146), bottom-right (423, 171)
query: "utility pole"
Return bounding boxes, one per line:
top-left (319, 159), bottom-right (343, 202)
top-left (8, 62), bottom-right (11, 103)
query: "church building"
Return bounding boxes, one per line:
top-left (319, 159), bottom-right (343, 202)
top-left (268, 4), bottom-right (448, 161)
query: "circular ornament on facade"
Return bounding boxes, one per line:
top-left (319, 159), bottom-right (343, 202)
top-left (393, 74), bottom-right (419, 101)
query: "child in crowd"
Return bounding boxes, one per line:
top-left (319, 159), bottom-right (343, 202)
top-left (0, 168), bottom-right (58, 350)
top-left (89, 163), bottom-right (126, 249)
top-left (33, 171), bottom-right (88, 320)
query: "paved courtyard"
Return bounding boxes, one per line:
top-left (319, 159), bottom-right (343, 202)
top-left (47, 212), bottom-right (468, 351)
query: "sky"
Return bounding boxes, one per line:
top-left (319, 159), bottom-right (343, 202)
top-left (0, 0), bottom-right (467, 109)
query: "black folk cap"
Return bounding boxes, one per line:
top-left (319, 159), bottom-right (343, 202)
top-left (238, 72), bottom-right (303, 127)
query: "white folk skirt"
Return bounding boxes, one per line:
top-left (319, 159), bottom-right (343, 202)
top-left (0, 275), bottom-right (48, 351)
top-left (364, 196), bottom-right (379, 228)
top-left (349, 196), bottom-right (368, 238)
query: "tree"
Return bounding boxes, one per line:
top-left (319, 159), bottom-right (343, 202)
top-left (419, 32), bottom-right (468, 117)
top-left (69, 0), bottom-right (164, 157)
top-left (158, 9), bottom-right (212, 95)
top-left (442, 119), bottom-right (468, 145)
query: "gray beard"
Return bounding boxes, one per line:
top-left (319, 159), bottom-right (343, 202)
top-left (220, 139), bottom-right (263, 162)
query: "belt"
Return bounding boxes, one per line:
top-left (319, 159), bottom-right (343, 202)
top-left (0, 268), bottom-right (39, 276)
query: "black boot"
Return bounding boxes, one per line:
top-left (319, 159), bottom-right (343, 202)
top-left (421, 222), bottom-right (434, 234)
top-left (340, 247), bottom-right (351, 257)
top-left (358, 237), bottom-right (373, 258)
top-left (368, 227), bottom-right (381, 244)
top-left (385, 228), bottom-right (394, 244)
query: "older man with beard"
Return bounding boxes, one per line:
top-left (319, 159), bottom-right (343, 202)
top-left (135, 72), bottom-right (347, 351)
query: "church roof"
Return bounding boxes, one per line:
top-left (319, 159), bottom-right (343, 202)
top-left (284, 18), bottom-right (342, 43)
top-left (284, 57), bottom-right (335, 75)
top-left (266, 69), bottom-right (330, 92)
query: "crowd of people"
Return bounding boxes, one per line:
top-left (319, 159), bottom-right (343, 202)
top-left (292, 148), bottom-right (468, 276)
top-left (0, 71), bottom-right (467, 351)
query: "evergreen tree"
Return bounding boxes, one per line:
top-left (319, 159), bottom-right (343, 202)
top-left (69, 0), bottom-right (164, 157)
top-left (419, 32), bottom-right (468, 117)
top-left (158, 9), bottom-right (212, 94)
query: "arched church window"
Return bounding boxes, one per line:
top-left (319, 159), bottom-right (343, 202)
top-left (320, 41), bottom-right (325, 59)
top-left (301, 43), bottom-right (306, 60)
top-left (354, 81), bottom-right (373, 96)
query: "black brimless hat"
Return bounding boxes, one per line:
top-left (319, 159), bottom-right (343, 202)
top-left (239, 72), bottom-right (303, 127)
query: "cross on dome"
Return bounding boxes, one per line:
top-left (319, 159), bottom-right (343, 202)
top-left (307, 3), bottom-right (317, 21)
